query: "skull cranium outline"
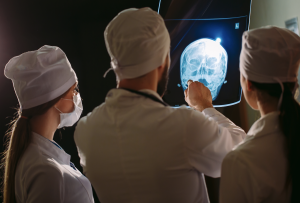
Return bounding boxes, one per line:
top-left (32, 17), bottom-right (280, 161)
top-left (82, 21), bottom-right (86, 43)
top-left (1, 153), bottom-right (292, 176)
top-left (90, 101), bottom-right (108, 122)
top-left (180, 38), bottom-right (228, 101)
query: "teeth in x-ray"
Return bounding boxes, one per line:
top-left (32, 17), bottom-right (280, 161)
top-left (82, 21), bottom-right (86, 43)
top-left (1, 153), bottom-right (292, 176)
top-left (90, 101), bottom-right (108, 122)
top-left (180, 38), bottom-right (228, 101)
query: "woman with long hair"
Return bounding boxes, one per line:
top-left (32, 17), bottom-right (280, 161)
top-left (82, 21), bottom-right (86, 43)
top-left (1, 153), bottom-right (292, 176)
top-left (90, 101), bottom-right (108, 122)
top-left (2, 45), bottom-right (94, 203)
top-left (220, 26), bottom-right (300, 203)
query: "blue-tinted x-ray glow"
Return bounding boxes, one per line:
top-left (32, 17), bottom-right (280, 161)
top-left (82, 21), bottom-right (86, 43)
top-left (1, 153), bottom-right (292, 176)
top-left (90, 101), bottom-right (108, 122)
top-left (180, 38), bottom-right (228, 101)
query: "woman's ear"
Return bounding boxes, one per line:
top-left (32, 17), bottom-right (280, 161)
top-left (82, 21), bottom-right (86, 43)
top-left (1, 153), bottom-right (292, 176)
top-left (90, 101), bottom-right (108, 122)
top-left (54, 97), bottom-right (62, 108)
top-left (246, 80), bottom-right (255, 91)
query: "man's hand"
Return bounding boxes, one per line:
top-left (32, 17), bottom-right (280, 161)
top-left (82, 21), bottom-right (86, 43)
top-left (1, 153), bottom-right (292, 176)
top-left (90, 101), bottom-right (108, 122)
top-left (184, 80), bottom-right (213, 111)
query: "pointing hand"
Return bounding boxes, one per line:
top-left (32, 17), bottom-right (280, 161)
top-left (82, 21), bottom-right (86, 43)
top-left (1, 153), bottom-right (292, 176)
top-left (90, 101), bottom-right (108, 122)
top-left (184, 80), bottom-right (213, 111)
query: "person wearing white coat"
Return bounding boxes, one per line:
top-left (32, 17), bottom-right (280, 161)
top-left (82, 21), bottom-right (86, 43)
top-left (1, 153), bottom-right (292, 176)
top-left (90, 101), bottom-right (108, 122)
top-left (220, 26), bottom-right (300, 203)
top-left (2, 45), bottom-right (94, 203)
top-left (74, 8), bottom-right (246, 203)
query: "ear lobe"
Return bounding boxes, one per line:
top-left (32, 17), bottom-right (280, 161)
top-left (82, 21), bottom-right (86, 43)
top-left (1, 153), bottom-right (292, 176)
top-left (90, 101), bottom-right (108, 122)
top-left (157, 64), bottom-right (164, 72)
top-left (247, 80), bottom-right (254, 91)
top-left (156, 64), bottom-right (165, 78)
top-left (54, 99), bottom-right (61, 108)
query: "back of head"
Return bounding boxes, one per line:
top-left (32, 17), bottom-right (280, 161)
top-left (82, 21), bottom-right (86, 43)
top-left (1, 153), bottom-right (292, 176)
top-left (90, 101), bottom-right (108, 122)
top-left (240, 26), bottom-right (300, 203)
top-left (5, 45), bottom-right (77, 109)
top-left (240, 26), bottom-right (300, 84)
top-left (104, 8), bottom-right (170, 81)
top-left (2, 45), bottom-right (77, 203)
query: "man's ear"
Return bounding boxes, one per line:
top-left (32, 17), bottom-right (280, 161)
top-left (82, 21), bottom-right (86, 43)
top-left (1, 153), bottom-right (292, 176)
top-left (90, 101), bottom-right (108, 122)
top-left (156, 64), bottom-right (165, 79)
top-left (246, 79), bottom-right (255, 91)
top-left (157, 64), bottom-right (164, 72)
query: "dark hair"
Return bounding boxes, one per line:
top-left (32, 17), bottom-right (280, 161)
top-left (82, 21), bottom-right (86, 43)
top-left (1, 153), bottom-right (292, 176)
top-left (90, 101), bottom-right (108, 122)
top-left (251, 81), bottom-right (300, 203)
top-left (1, 91), bottom-right (69, 203)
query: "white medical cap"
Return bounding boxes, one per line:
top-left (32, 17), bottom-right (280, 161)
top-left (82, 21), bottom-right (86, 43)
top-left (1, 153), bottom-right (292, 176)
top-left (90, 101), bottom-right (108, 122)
top-left (5, 45), bottom-right (77, 109)
top-left (104, 7), bottom-right (170, 81)
top-left (240, 26), bottom-right (300, 84)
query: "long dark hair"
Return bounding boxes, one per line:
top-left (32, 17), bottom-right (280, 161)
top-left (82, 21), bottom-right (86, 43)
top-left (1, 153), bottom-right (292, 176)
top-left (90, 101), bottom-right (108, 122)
top-left (1, 91), bottom-right (68, 203)
top-left (251, 81), bottom-right (300, 203)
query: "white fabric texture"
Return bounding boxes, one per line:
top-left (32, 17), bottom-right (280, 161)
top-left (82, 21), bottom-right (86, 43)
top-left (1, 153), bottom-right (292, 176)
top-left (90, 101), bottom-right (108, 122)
top-left (220, 112), bottom-right (291, 203)
top-left (240, 26), bottom-right (300, 84)
top-left (104, 8), bottom-right (170, 81)
top-left (4, 45), bottom-right (77, 109)
top-left (15, 132), bottom-right (94, 203)
top-left (74, 88), bottom-right (246, 203)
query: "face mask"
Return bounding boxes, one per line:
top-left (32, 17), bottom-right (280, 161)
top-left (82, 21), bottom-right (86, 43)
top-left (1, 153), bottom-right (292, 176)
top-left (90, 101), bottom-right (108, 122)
top-left (55, 93), bottom-right (83, 129)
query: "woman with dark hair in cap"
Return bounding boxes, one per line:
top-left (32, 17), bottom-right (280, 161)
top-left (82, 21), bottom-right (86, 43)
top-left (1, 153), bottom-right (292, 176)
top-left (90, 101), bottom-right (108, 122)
top-left (220, 26), bottom-right (300, 203)
top-left (2, 45), bottom-right (94, 203)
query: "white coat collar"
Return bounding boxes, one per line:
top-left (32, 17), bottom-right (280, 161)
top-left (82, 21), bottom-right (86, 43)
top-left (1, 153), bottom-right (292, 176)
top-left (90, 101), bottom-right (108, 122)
top-left (247, 111), bottom-right (281, 137)
top-left (31, 132), bottom-right (71, 164)
top-left (105, 88), bottom-right (163, 106)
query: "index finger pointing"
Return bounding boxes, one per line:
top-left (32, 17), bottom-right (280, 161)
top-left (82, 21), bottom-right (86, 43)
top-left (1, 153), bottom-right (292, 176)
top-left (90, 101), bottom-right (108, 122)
top-left (187, 80), bottom-right (193, 86)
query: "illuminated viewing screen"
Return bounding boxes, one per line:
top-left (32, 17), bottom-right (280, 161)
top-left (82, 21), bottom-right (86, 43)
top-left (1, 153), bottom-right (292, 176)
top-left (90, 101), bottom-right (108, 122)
top-left (158, 0), bottom-right (252, 107)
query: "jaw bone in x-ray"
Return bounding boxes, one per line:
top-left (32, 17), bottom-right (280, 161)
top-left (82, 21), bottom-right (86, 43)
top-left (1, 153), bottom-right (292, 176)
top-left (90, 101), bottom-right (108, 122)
top-left (180, 38), bottom-right (228, 101)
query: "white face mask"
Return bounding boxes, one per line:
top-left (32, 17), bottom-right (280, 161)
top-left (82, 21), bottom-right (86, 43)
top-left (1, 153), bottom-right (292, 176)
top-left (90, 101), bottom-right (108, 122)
top-left (55, 93), bottom-right (83, 129)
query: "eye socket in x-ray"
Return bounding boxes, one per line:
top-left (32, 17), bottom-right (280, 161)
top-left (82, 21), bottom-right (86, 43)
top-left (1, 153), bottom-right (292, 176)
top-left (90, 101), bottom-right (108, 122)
top-left (158, 0), bottom-right (252, 107)
top-left (180, 38), bottom-right (228, 101)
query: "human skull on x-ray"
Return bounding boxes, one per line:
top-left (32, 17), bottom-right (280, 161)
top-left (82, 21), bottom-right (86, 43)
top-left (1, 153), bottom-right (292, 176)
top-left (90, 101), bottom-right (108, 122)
top-left (180, 38), bottom-right (228, 101)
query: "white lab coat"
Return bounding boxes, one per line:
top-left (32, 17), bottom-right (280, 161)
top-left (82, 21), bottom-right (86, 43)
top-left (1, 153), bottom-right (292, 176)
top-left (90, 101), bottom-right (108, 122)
top-left (15, 132), bottom-right (94, 203)
top-left (220, 111), bottom-right (291, 203)
top-left (74, 89), bottom-right (246, 203)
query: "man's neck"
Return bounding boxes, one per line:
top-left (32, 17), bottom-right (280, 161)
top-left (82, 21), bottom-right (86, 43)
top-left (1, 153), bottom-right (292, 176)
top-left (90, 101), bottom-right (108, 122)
top-left (118, 83), bottom-right (156, 92)
top-left (118, 69), bottom-right (158, 92)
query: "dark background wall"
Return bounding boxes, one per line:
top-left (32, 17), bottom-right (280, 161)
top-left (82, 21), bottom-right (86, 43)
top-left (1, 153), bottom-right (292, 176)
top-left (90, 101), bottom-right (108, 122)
top-left (0, 0), bottom-right (250, 202)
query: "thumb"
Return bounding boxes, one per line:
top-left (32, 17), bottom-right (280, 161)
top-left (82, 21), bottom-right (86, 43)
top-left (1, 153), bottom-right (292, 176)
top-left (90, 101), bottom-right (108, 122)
top-left (184, 88), bottom-right (188, 99)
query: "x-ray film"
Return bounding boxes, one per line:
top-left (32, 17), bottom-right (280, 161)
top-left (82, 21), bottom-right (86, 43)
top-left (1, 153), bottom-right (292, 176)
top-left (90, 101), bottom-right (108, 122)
top-left (181, 38), bottom-right (228, 101)
top-left (158, 0), bottom-right (252, 107)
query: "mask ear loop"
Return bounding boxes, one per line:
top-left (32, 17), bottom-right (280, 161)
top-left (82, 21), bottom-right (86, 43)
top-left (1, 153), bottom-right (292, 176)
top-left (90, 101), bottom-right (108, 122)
top-left (54, 106), bottom-right (63, 113)
top-left (55, 97), bottom-right (73, 113)
top-left (274, 77), bottom-right (284, 110)
top-left (61, 98), bottom-right (73, 101)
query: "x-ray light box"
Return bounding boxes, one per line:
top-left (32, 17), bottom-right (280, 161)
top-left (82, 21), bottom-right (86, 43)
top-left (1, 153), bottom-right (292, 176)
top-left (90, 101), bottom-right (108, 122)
top-left (158, 0), bottom-right (252, 107)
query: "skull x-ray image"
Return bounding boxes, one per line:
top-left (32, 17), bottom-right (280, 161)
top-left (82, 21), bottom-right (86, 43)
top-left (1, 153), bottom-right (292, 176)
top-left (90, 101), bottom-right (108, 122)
top-left (180, 38), bottom-right (228, 101)
top-left (158, 0), bottom-right (252, 107)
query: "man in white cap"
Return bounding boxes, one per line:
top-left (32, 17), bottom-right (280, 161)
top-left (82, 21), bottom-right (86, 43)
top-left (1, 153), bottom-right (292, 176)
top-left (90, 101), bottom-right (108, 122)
top-left (75, 7), bottom-right (246, 203)
top-left (220, 26), bottom-right (300, 203)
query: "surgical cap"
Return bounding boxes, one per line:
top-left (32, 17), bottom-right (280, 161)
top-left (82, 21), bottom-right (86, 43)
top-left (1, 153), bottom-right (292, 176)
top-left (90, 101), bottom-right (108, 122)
top-left (104, 7), bottom-right (170, 81)
top-left (5, 45), bottom-right (77, 109)
top-left (240, 26), bottom-right (300, 84)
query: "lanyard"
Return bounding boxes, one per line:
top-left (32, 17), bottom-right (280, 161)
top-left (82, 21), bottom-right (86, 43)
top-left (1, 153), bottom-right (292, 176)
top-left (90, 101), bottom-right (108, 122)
top-left (120, 88), bottom-right (169, 107)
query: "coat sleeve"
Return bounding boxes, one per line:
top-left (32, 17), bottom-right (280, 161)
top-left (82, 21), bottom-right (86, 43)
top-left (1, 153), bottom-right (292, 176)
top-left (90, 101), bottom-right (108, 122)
top-left (25, 163), bottom-right (64, 203)
top-left (219, 152), bottom-right (253, 203)
top-left (185, 108), bottom-right (246, 178)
